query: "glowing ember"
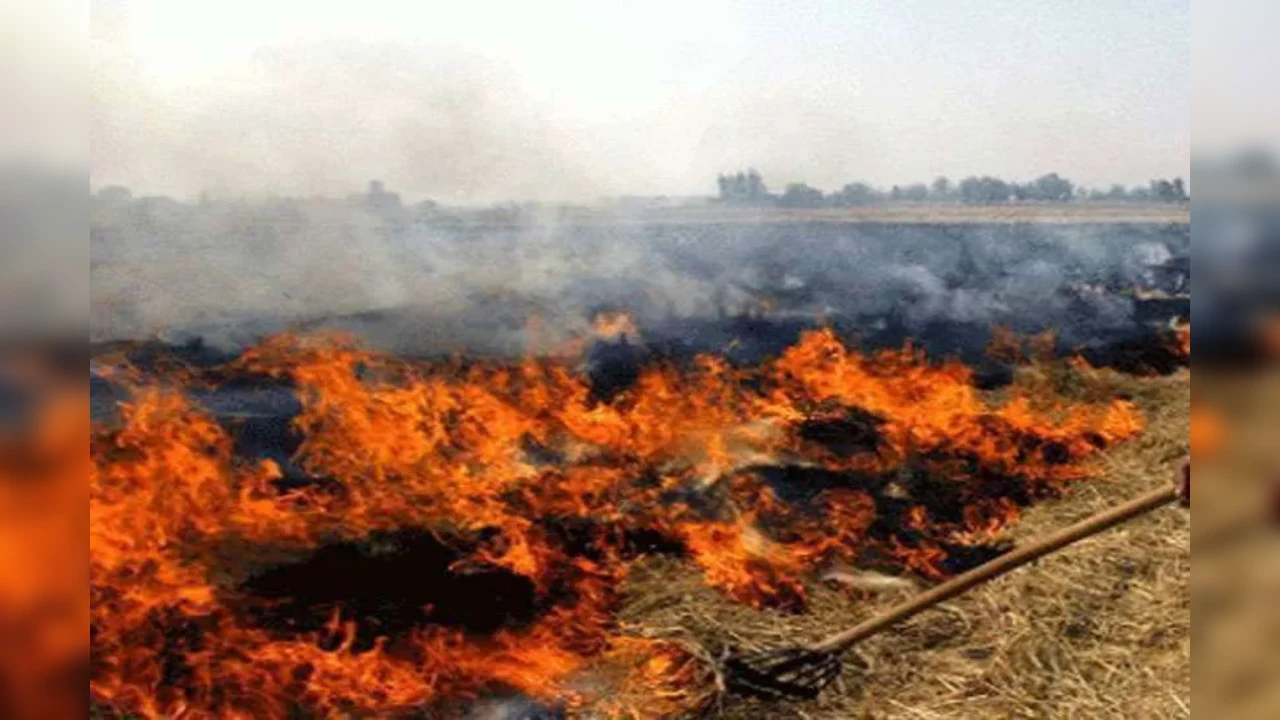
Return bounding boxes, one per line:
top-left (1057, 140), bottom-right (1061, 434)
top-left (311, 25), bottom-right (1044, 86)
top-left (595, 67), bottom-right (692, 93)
top-left (591, 311), bottom-right (642, 343)
top-left (89, 328), bottom-right (1143, 717)
top-left (1190, 407), bottom-right (1223, 459)
top-left (1264, 315), bottom-right (1280, 359)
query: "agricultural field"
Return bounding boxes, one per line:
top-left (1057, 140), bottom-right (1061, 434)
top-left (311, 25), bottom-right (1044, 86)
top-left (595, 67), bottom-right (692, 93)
top-left (623, 365), bottom-right (1191, 719)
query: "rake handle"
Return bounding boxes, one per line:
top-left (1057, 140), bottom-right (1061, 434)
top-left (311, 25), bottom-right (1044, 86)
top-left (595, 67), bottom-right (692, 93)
top-left (811, 484), bottom-right (1178, 655)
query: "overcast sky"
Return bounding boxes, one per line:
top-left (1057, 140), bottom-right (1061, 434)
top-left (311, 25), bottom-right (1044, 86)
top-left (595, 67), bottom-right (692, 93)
top-left (88, 0), bottom-right (1193, 202)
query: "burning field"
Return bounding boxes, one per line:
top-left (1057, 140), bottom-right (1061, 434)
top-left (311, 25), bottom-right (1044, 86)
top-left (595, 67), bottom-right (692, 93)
top-left (82, 196), bottom-right (1196, 718)
top-left (82, 316), bottom-right (1191, 719)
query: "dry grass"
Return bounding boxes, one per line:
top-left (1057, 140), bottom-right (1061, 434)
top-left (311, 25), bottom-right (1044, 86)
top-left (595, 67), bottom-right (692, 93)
top-left (619, 369), bottom-right (1191, 719)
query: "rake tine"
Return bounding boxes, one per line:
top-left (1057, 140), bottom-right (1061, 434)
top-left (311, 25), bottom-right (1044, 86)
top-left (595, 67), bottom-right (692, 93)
top-left (795, 658), bottom-right (838, 684)
top-left (722, 648), bottom-right (843, 700)
top-left (721, 485), bottom-right (1180, 703)
top-left (767, 652), bottom-right (816, 675)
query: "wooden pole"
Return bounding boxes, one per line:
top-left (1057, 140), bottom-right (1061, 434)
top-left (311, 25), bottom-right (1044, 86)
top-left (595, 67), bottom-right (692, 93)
top-left (811, 485), bottom-right (1178, 655)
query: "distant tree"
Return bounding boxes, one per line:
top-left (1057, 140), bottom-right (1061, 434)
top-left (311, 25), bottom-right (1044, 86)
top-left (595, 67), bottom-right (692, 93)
top-left (1030, 173), bottom-right (1075, 202)
top-left (717, 169), bottom-right (769, 204)
top-left (985, 177), bottom-right (1012, 203)
top-left (711, 169), bottom-right (1153, 206)
top-left (1149, 178), bottom-right (1188, 203)
top-left (746, 168), bottom-right (767, 203)
top-left (1128, 184), bottom-right (1153, 202)
top-left (1011, 174), bottom-right (1073, 202)
top-left (832, 182), bottom-right (878, 206)
top-left (930, 176), bottom-right (952, 200)
top-left (777, 182), bottom-right (825, 208)
top-left (958, 176), bottom-right (1012, 204)
top-left (1103, 184), bottom-right (1129, 201)
top-left (900, 183), bottom-right (930, 202)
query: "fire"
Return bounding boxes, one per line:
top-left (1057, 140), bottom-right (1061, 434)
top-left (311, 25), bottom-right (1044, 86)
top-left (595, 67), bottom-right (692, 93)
top-left (0, 378), bottom-right (89, 718)
top-left (1175, 322), bottom-right (1191, 359)
top-left (1191, 407), bottom-right (1224, 459)
top-left (89, 327), bottom-right (1143, 717)
top-left (591, 311), bottom-right (642, 342)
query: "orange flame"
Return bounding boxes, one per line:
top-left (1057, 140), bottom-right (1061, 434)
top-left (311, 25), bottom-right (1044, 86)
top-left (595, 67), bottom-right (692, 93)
top-left (88, 327), bottom-right (1144, 717)
top-left (1190, 407), bottom-right (1224, 459)
top-left (592, 311), bottom-right (642, 342)
top-left (1175, 323), bottom-right (1191, 360)
top-left (0, 381), bottom-right (89, 718)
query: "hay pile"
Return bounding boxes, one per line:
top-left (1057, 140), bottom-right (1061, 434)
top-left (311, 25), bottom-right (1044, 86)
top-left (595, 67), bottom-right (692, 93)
top-left (619, 367), bottom-right (1191, 719)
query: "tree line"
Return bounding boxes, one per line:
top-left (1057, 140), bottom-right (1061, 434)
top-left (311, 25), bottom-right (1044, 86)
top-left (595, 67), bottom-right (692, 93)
top-left (716, 170), bottom-right (1189, 207)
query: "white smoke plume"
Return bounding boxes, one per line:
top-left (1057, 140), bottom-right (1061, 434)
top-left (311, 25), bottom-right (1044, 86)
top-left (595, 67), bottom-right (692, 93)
top-left (91, 189), bottom-right (1188, 359)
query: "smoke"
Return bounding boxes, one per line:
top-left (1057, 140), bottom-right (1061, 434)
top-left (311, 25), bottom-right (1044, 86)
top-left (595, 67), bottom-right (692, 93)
top-left (1, 0), bottom-right (85, 169)
top-left (0, 1), bottom-right (85, 342)
top-left (94, 44), bottom-right (605, 203)
top-left (91, 191), bottom-right (1189, 360)
top-left (90, 0), bottom-right (1190, 203)
top-left (89, 2), bottom-right (752, 203)
top-left (0, 168), bottom-right (85, 340)
top-left (90, 44), bottom-right (878, 205)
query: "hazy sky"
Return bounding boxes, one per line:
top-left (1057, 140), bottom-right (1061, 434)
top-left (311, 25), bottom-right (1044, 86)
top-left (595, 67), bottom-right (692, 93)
top-left (90, 0), bottom-right (1191, 202)
top-left (1193, 0), bottom-right (1280, 158)
top-left (2, 0), bottom-right (85, 167)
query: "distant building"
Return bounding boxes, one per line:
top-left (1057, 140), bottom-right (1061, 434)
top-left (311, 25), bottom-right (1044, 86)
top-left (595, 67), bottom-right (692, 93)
top-left (349, 180), bottom-right (403, 214)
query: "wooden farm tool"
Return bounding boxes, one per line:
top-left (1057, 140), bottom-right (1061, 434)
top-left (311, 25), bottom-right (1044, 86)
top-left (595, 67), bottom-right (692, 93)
top-left (723, 484), bottom-right (1179, 700)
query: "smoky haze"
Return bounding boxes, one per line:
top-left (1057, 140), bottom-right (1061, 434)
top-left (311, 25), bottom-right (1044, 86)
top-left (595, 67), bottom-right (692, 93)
top-left (91, 0), bottom-right (1190, 202)
top-left (91, 190), bottom-right (1188, 362)
top-left (87, 0), bottom-right (1191, 360)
